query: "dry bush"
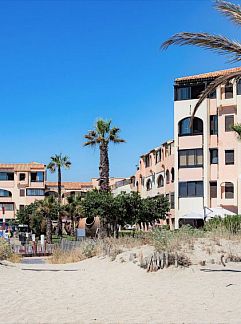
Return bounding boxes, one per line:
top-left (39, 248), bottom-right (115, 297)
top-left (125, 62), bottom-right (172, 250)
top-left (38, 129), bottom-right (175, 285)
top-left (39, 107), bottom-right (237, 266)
top-left (49, 241), bottom-right (99, 264)
top-left (0, 239), bottom-right (12, 261)
top-left (7, 253), bottom-right (22, 263)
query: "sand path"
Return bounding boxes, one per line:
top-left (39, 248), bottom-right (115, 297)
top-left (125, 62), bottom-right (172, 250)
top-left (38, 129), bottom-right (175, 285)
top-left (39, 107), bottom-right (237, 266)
top-left (1, 257), bottom-right (241, 323)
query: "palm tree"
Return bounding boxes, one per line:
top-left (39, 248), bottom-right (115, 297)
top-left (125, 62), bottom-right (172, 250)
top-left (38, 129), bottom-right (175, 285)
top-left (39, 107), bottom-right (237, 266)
top-left (36, 196), bottom-right (59, 244)
top-left (47, 154), bottom-right (71, 236)
top-left (65, 194), bottom-right (82, 236)
top-left (161, 0), bottom-right (241, 118)
top-left (84, 118), bottom-right (125, 191)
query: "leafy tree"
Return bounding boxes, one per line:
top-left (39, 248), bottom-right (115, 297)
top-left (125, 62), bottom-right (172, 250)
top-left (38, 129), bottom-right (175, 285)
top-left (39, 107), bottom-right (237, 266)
top-left (84, 119), bottom-right (125, 191)
top-left (47, 153), bottom-right (71, 236)
top-left (81, 189), bottom-right (115, 237)
top-left (162, 0), bottom-right (241, 118)
top-left (137, 195), bottom-right (170, 227)
top-left (36, 196), bottom-right (59, 243)
top-left (16, 201), bottom-right (44, 237)
top-left (65, 195), bottom-right (82, 236)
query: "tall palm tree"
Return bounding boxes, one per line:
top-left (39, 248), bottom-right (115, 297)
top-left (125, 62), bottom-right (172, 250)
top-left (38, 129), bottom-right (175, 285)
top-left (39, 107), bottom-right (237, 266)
top-left (84, 119), bottom-right (125, 191)
top-left (65, 194), bottom-right (82, 236)
top-left (161, 0), bottom-right (241, 118)
top-left (47, 154), bottom-right (71, 236)
top-left (36, 196), bottom-right (59, 244)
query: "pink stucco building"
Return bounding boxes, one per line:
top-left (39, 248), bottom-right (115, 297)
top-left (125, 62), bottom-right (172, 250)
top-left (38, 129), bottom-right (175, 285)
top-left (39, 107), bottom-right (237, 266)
top-left (174, 67), bottom-right (241, 227)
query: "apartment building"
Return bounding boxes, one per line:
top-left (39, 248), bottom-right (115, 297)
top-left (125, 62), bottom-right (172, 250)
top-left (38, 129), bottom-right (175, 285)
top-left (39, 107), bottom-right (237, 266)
top-left (0, 162), bottom-right (46, 220)
top-left (46, 181), bottom-right (93, 203)
top-left (111, 140), bottom-right (175, 228)
top-left (174, 67), bottom-right (241, 228)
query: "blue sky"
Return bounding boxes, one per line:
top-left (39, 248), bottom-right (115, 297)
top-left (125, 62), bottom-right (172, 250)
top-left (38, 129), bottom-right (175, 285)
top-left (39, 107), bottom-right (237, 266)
top-left (1, 0), bottom-right (240, 181)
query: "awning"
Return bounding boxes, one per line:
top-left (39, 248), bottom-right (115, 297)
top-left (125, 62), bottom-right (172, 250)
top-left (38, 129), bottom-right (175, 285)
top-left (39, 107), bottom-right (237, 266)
top-left (180, 207), bottom-right (235, 220)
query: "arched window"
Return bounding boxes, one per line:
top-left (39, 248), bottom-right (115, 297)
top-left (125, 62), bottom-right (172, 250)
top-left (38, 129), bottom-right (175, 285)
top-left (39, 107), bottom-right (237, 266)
top-left (136, 181), bottom-right (139, 187)
top-left (146, 179), bottom-right (152, 191)
top-left (178, 117), bottom-right (203, 136)
top-left (157, 175), bottom-right (164, 188)
top-left (171, 168), bottom-right (175, 183)
top-left (166, 170), bottom-right (170, 184)
top-left (225, 182), bottom-right (234, 199)
top-left (0, 189), bottom-right (12, 197)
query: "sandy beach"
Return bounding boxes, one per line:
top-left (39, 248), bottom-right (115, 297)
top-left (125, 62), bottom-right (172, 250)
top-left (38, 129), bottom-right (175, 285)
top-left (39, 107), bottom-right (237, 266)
top-left (1, 253), bottom-right (241, 324)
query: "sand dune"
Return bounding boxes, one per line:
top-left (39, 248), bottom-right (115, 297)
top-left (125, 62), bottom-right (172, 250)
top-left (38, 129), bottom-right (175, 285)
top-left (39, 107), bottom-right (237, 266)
top-left (1, 254), bottom-right (241, 324)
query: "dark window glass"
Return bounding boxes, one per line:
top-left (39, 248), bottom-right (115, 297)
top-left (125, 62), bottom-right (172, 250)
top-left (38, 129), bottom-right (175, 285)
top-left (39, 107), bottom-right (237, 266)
top-left (19, 205), bottom-right (25, 211)
top-left (187, 182), bottom-right (196, 197)
top-left (19, 173), bottom-right (26, 181)
top-left (157, 175), bottom-right (164, 188)
top-left (225, 182), bottom-right (234, 199)
top-left (155, 149), bottom-right (161, 163)
top-left (225, 115), bottom-right (234, 132)
top-left (208, 90), bottom-right (216, 99)
top-left (170, 192), bottom-right (175, 209)
top-left (31, 172), bottom-right (44, 182)
top-left (210, 182), bottom-right (217, 198)
top-left (179, 117), bottom-right (203, 136)
top-left (146, 179), bottom-right (152, 191)
top-left (0, 203), bottom-right (14, 211)
top-left (26, 189), bottom-right (45, 196)
top-left (20, 189), bottom-right (25, 197)
top-left (179, 182), bottom-right (187, 197)
top-left (210, 149), bottom-right (218, 164)
top-left (0, 189), bottom-right (12, 197)
top-left (166, 170), bottom-right (170, 184)
top-left (179, 181), bottom-right (203, 197)
top-left (225, 83), bottom-right (233, 99)
top-left (171, 168), bottom-right (175, 182)
top-left (191, 83), bottom-right (205, 99)
top-left (210, 115), bottom-right (218, 135)
top-left (237, 79), bottom-right (241, 95)
top-left (225, 150), bottom-right (234, 165)
top-left (176, 87), bottom-right (191, 100)
top-left (178, 149), bottom-right (203, 168)
top-left (0, 172), bottom-right (14, 181)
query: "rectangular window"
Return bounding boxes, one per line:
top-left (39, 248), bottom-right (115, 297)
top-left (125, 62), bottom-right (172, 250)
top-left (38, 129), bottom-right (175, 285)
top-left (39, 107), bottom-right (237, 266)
top-left (20, 189), bottom-right (25, 197)
top-left (225, 150), bottom-right (234, 165)
top-left (178, 149), bottom-right (203, 168)
top-left (175, 87), bottom-right (191, 100)
top-left (170, 192), bottom-right (175, 209)
top-left (0, 172), bottom-right (14, 181)
top-left (210, 115), bottom-right (218, 135)
top-left (210, 148), bottom-right (218, 164)
top-left (179, 181), bottom-right (203, 197)
top-left (225, 183), bottom-right (234, 199)
top-left (19, 173), bottom-right (26, 181)
top-left (210, 182), bottom-right (217, 198)
top-left (26, 189), bottom-right (45, 196)
top-left (0, 203), bottom-right (14, 211)
top-left (225, 83), bottom-right (233, 99)
top-left (208, 90), bottom-right (216, 99)
top-left (225, 115), bottom-right (234, 132)
top-left (237, 80), bottom-right (241, 95)
top-left (31, 172), bottom-right (44, 182)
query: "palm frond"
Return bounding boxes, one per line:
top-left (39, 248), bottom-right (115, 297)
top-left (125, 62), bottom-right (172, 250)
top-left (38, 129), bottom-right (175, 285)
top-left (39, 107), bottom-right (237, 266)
top-left (216, 0), bottom-right (241, 26)
top-left (47, 161), bottom-right (56, 173)
top-left (84, 140), bottom-right (97, 147)
top-left (190, 70), bottom-right (241, 124)
top-left (161, 32), bottom-right (241, 62)
top-left (232, 123), bottom-right (241, 139)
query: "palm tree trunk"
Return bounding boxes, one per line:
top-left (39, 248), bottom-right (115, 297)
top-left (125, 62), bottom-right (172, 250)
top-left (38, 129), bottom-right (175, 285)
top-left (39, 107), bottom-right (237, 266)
top-left (57, 166), bottom-right (62, 237)
top-left (99, 143), bottom-right (110, 191)
top-left (70, 216), bottom-right (75, 237)
top-left (46, 216), bottom-right (52, 244)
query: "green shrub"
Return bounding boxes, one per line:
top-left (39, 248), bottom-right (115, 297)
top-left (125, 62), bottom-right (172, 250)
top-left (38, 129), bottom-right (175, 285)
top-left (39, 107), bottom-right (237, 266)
top-left (204, 215), bottom-right (241, 235)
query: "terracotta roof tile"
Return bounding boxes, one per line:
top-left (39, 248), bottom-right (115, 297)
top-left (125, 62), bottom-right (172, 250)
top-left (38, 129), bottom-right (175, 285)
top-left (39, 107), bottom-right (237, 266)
top-left (0, 162), bottom-right (46, 171)
top-left (46, 182), bottom-right (93, 190)
top-left (176, 67), bottom-right (241, 82)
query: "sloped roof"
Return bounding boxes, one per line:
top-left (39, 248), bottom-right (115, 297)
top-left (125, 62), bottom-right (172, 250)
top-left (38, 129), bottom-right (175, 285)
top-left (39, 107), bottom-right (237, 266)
top-left (0, 162), bottom-right (45, 171)
top-left (176, 66), bottom-right (241, 82)
top-left (46, 182), bottom-right (93, 190)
